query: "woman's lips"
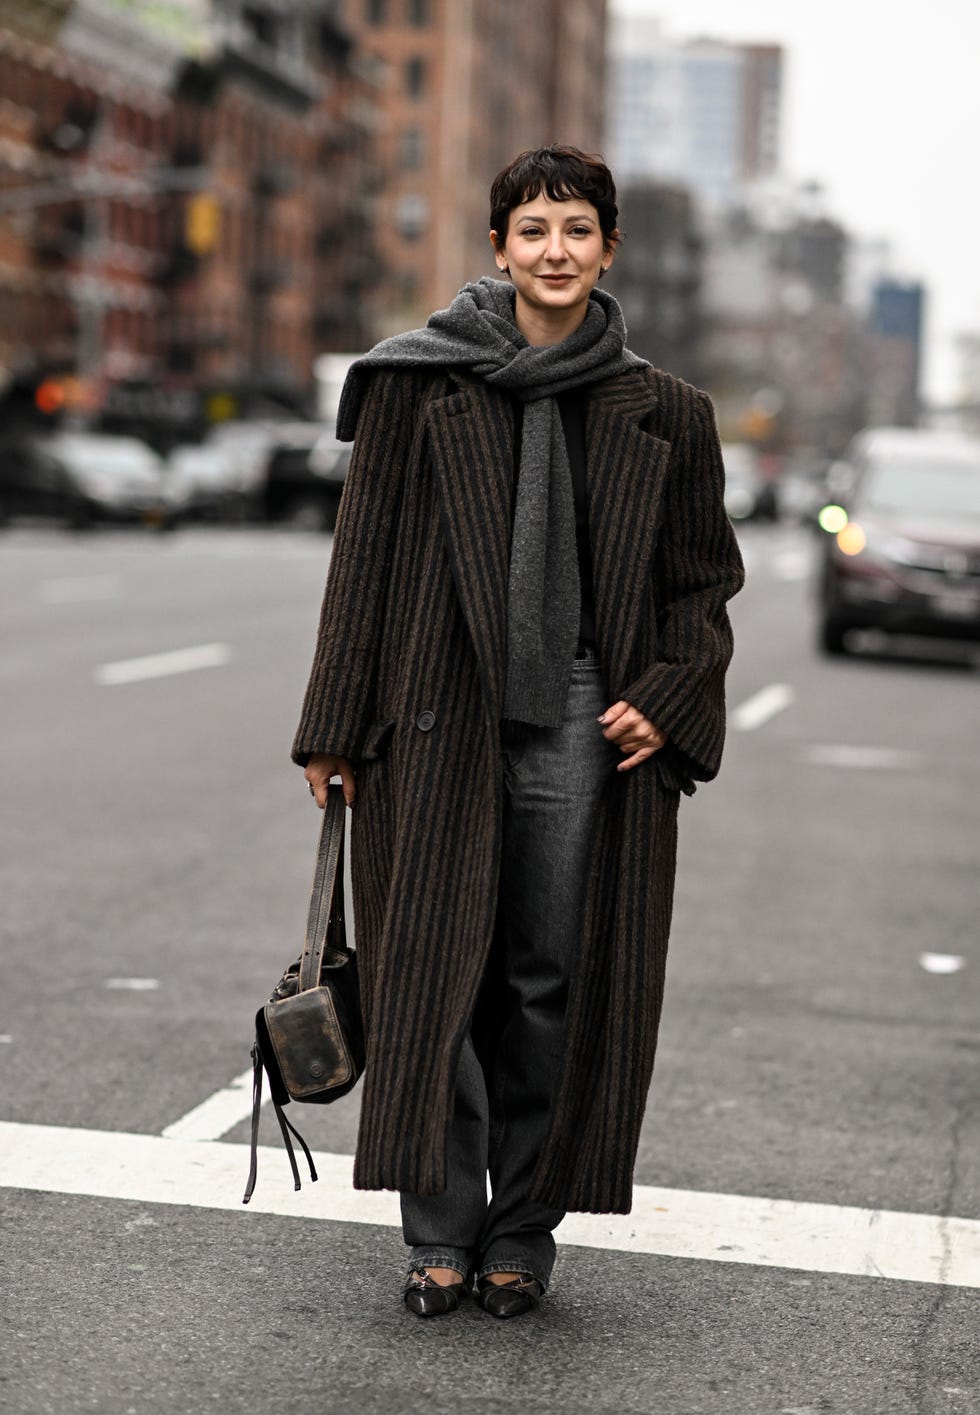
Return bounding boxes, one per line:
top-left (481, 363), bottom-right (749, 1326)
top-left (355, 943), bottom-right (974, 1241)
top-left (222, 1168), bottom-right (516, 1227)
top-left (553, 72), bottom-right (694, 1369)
top-left (538, 274), bottom-right (574, 282)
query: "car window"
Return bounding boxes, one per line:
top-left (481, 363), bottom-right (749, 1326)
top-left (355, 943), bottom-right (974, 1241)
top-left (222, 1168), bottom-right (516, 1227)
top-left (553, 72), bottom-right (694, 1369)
top-left (44, 439), bottom-right (160, 474)
top-left (861, 454), bottom-right (980, 518)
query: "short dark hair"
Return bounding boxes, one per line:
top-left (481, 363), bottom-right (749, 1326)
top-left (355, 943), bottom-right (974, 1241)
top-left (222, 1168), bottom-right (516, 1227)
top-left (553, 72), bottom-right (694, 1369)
top-left (489, 145), bottom-right (620, 251)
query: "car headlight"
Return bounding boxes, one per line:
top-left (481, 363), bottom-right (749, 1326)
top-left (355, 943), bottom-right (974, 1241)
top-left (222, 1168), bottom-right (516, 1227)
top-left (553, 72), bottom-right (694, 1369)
top-left (834, 522), bottom-right (912, 569)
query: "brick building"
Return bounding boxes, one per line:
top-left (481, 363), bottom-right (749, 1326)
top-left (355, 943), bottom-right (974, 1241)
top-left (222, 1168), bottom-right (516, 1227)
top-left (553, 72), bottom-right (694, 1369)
top-left (335, 0), bottom-right (608, 333)
top-left (0, 0), bottom-right (379, 434)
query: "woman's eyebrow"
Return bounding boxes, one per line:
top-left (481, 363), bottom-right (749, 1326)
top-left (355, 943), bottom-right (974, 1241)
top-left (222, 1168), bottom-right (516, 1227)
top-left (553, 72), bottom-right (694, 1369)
top-left (515, 211), bottom-right (596, 224)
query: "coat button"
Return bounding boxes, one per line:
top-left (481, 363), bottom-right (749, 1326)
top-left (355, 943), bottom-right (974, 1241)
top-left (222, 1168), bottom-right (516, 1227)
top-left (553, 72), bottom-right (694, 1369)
top-left (415, 710), bottom-right (436, 732)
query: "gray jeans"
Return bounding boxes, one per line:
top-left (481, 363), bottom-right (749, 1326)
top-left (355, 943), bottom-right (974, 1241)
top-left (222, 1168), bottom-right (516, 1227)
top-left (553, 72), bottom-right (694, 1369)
top-left (401, 655), bottom-right (619, 1289)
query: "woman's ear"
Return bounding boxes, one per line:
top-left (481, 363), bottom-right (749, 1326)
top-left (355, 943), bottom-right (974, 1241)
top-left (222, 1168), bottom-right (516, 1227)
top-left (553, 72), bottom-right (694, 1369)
top-left (489, 230), bottom-right (509, 275)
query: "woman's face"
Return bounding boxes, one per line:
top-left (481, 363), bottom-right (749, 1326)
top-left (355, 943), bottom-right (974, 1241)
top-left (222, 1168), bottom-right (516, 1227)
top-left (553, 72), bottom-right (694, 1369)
top-left (491, 193), bottom-right (613, 329)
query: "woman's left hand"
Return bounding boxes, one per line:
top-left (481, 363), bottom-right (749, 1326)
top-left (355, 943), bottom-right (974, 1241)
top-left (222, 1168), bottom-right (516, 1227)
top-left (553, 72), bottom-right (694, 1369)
top-left (598, 701), bottom-right (668, 772)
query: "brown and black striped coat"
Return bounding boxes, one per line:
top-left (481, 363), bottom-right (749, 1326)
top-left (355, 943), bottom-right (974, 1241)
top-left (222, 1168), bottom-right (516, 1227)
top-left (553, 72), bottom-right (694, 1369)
top-left (292, 364), bottom-right (744, 1214)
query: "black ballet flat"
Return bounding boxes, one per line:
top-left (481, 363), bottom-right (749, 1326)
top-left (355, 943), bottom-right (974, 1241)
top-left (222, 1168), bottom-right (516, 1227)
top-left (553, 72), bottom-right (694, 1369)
top-left (477, 1273), bottom-right (542, 1319)
top-left (403, 1267), bottom-right (467, 1318)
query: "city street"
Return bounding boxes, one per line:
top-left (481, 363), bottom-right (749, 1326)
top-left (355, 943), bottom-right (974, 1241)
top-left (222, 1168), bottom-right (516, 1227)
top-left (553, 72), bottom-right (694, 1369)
top-left (1, 520), bottom-right (978, 1415)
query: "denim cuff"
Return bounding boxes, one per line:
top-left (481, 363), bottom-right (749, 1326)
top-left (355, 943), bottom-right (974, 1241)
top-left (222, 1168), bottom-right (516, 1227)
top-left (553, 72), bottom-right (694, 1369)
top-left (477, 1258), bottom-right (549, 1292)
top-left (406, 1246), bottom-right (473, 1278)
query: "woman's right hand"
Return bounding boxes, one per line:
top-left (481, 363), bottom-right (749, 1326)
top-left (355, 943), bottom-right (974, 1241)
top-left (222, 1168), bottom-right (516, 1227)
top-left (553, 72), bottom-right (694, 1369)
top-left (304, 752), bottom-right (356, 808)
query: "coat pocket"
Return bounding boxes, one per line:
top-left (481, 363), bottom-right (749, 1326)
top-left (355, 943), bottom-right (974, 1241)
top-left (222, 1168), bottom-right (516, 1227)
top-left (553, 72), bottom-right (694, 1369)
top-left (361, 719), bottom-right (396, 762)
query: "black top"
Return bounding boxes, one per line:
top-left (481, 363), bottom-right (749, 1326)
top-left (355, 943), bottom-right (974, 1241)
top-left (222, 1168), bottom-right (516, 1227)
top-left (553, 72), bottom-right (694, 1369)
top-left (512, 391), bottom-right (596, 654)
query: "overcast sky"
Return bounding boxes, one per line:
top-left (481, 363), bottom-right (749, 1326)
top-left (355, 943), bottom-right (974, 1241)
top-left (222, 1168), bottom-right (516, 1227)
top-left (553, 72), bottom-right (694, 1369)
top-left (610, 0), bottom-right (980, 403)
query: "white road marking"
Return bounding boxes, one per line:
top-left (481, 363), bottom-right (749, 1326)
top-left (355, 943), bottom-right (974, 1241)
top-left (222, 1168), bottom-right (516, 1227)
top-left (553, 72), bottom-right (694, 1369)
top-left (40, 574), bottom-right (121, 604)
top-left (162, 1068), bottom-right (261, 1141)
top-left (94, 642), bottom-right (231, 686)
top-left (0, 1035), bottom-right (12, 1044)
top-left (1, 1121), bottom-right (978, 1288)
top-left (802, 745), bottom-right (923, 771)
top-left (731, 683), bottom-right (794, 732)
top-left (919, 953), bottom-right (966, 975)
top-left (105, 977), bottom-right (160, 991)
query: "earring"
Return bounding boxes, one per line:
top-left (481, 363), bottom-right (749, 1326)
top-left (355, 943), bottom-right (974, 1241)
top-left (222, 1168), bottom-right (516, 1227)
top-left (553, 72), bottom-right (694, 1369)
top-left (498, 263), bottom-right (509, 275)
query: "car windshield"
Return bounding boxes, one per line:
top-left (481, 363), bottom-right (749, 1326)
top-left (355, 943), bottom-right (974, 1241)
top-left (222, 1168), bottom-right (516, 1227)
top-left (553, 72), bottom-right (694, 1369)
top-left (45, 438), bottom-right (159, 474)
top-left (861, 453), bottom-right (980, 519)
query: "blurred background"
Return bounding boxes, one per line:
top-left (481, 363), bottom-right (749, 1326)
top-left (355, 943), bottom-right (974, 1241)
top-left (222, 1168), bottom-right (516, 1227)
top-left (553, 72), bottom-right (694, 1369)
top-left (1, 0), bottom-right (979, 532)
top-left (2, 10), bottom-right (978, 1405)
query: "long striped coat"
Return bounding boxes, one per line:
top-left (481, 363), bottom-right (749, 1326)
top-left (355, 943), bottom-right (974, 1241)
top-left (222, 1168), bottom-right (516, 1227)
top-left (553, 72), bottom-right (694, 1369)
top-left (292, 364), bottom-right (744, 1214)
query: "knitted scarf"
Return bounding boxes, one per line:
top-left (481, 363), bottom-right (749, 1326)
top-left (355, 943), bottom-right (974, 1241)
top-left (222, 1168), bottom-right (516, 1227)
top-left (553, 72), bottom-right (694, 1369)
top-left (336, 277), bottom-right (647, 727)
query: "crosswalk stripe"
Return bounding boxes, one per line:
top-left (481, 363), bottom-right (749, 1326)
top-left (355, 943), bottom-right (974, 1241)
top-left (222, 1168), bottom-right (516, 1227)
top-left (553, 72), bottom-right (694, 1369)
top-left (2, 1121), bottom-right (977, 1288)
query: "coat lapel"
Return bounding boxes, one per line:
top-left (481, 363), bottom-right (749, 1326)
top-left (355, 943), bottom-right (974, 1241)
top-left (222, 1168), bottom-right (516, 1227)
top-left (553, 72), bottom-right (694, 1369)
top-left (426, 378), bottom-right (514, 714)
top-left (586, 371), bottom-right (672, 689)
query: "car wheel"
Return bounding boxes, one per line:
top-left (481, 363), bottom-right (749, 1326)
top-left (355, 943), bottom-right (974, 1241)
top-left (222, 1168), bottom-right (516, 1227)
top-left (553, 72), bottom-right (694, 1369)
top-left (321, 489), bottom-right (342, 531)
top-left (284, 494), bottom-right (330, 532)
top-left (818, 612), bottom-right (850, 656)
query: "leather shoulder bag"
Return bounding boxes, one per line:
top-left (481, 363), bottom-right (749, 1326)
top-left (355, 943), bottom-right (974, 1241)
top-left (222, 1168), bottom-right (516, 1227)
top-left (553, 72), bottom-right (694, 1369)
top-left (243, 785), bottom-right (364, 1203)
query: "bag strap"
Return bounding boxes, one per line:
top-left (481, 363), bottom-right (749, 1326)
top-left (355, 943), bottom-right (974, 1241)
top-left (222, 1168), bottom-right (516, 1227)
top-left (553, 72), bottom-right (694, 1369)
top-left (298, 784), bottom-right (347, 993)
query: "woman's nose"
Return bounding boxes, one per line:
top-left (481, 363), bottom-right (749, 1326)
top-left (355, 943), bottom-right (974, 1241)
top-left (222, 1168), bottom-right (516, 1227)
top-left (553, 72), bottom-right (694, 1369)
top-left (545, 232), bottom-right (567, 261)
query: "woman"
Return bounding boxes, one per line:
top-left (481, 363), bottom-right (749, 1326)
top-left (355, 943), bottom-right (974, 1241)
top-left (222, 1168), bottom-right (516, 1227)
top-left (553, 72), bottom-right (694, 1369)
top-left (294, 146), bottom-right (743, 1319)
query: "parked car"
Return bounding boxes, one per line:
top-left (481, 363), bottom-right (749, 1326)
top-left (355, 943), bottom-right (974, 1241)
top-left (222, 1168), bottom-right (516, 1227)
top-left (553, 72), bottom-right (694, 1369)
top-left (722, 442), bottom-right (779, 521)
top-left (816, 427), bottom-right (980, 655)
top-left (165, 441), bottom-right (250, 522)
top-left (260, 423), bottom-right (352, 530)
top-left (0, 430), bottom-right (175, 529)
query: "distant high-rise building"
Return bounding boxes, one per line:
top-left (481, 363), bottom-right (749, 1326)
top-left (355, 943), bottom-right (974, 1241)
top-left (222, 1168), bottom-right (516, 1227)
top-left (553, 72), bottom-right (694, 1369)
top-left (606, 15), bottom-right (782, 211)
top-left (867, 279), bottom-right (925, 427)
top-left (334, 0), bottom-right (608, 334)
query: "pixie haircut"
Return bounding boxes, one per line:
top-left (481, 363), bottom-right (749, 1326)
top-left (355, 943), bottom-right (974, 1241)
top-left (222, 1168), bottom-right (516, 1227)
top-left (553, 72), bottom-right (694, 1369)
top-left (490, 145), bottom-right (620, 250)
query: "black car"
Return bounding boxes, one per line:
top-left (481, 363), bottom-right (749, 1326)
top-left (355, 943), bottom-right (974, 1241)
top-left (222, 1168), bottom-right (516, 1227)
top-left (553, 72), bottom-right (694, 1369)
top-left (0, 430), bottom-right (174, 529)
top-left (260, 423), bottom-right (352, 530)
top-left (817, 427), bottom-right (980, 654)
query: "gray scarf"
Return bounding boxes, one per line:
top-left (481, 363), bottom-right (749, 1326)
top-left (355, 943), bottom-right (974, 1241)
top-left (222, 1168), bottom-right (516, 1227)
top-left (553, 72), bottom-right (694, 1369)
top-left (336, 277), bottom-right (647, 726)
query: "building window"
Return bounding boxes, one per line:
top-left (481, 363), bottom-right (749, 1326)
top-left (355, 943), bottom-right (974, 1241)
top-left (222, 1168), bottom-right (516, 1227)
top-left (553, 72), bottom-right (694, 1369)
top-left (407, 0), bottom-right (429, 24)
top-left (399, 127), bottom-right (425, 170)
top-left (365, 0), bottom-right (386, 22)
top-left (395, 193), bottom-right (428, 240)
top-left (405, 56), bottom-right (426, 99)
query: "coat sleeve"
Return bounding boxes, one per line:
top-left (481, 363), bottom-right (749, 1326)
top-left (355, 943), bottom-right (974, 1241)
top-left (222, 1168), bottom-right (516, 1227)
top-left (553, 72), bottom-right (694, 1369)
top-left (621, 388), bottom-right (745, 786)
top-left (291, 370), bottom-right (419, 766)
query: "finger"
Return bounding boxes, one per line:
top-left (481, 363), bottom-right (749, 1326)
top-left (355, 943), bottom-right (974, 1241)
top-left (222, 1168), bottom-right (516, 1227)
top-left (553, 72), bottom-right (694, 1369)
top-left (617, 746), bottom-right (656, 772)
top-left (338, 759), bottom-right (357, 807)
top-left (617, 730), bottom-right (666, 753)
top-left (602, 708), bottom-right (642, 740)
top-left (597, 700), bottom-right (632, 727)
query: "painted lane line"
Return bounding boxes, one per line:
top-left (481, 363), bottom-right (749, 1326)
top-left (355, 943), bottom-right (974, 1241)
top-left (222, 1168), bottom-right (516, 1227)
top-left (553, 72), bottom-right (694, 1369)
top-left (803, 744), bottom-right (923, 771)
top-left (40, 574), bottom-right (121, 604)
top-left (162, 1068), bottom-right (262, 1142)
top-left (731, 683), bottom-right (794, 733)
top-left (1, 1122), bottom-right (978, 1289)
top-left (105, 977), bottom-right (160, 991)
top-left (94, 642), bottom-right (231, 686)
top-left (919, 953), bottom-right (966, 975)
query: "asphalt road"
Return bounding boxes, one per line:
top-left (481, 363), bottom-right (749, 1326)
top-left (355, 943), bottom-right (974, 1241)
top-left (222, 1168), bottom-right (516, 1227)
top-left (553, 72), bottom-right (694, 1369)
top-left (1, 520), bottom-right (978, 1415)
